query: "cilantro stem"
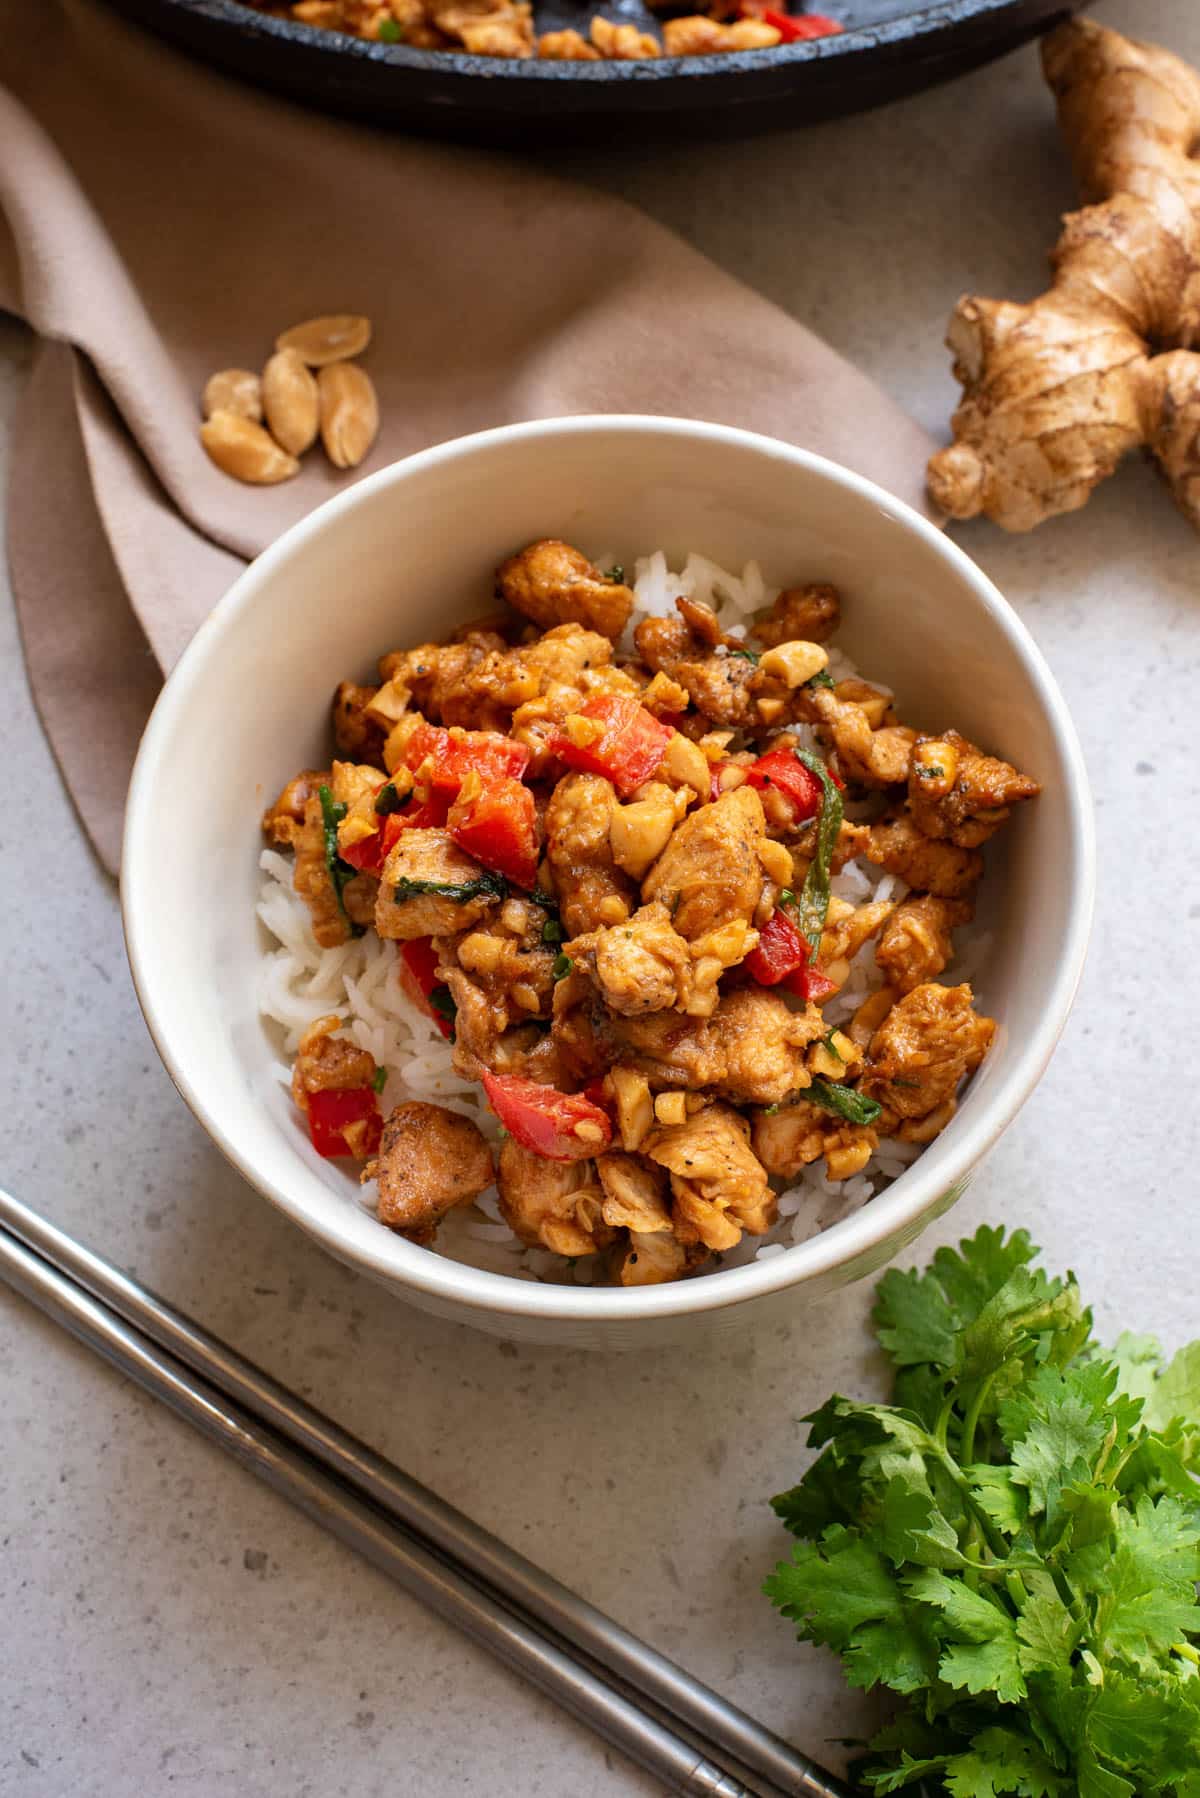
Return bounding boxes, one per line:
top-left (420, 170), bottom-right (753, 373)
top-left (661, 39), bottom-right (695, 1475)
top-left (958, 1369), bottom-right (998, 1467)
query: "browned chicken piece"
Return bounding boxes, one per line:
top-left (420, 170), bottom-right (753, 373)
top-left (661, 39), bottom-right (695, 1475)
top-left (866, 813), bottom-right (984, 899)
top-left (290, 1014), bottom-right (377, 1124)
top-left (754, 584), bottom-right (841, 648)
top-left (458, 4), bottom-right (534, 52)
top-left (595, 1152), bottom-right (673, 1234)
top-left (263, 768), bottom-right (326, 848)
top-left (429, 0), bottom-right (532, 51)
top-left (364, 1102), bottom-right (494, 1244)
top-left (496, 1140), bottom-right (613, 1257)
top-left (437, 896), bottom-right (559, 1069)
top-left (293, 791), bottom-right (364, 948)
top-left (662, 15), bottom-right (778, 50)
top-left (538, 26), bottom-right (601, 55)
top-left (448, 623), bottom-right (626, 748)
top-left (549, 964), bottom-right (615, 1087)
top-left (496, 540), bottom-right (635, 641)
top-left (612, 987), bottom-right (823, 1107)
top-left (789, 817), bottom-right (873, 871)
top-left (875, 894), bottom-right (973, 995)
top-left (802, 684), bottom-right (916, 788)
top-left (642, 785), bottom-right (767, 939)
top-left (859, 982), bottom-right (996, 1123)
top-left (544, 772), bottom-right (634, 936)
top-left (568, 902), bottom-right (693, 1017)
top-left (375, 828), bottom-right (502, 941)
top-left (615, 1232), bottom-right (695, 1286)
top-left (589, 14), bottom-right (660, 54)
top-left (644, 1103), bottom-right (773, 1252)
top-left (635, 608), bottom-right (759, 730)
top-left (379, 629), bottom-right (510, 730)
top-left (819, 897), bottom-right (898, 973)
top-left (714, 987), bottom-right (824, 1105)
top-left (752, 1101), bottom-right (880, 1183)
top-left (332, 681), bottom-right (387, 765)
top-left (908, 732), bottom-right (1042, 849)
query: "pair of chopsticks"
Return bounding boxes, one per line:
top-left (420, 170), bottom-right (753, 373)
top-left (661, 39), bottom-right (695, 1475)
top-left (0, 1188), bottom-right (852, 1798)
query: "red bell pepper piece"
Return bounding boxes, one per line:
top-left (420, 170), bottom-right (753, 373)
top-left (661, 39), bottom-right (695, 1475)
top-left (745, 906), bottom-right (810, 985)
top-left (550, 695), bottom-right (673, 799)
top-left (481, 1072), bottom-right (612, 1162)
top-left (784, 963), bottom-right (839, 1003)
top-left (745, 907), bottom-right (838, 1002)
top-left (762, 9), bottom-right (842, 40)
top-left (745, 747), bottom-right (825, 825)
top-left (447, 776), bottom-right (540, 891)
top-left (397, 938), bottom-right (456, 1039)
top-left (403, 722), bottom-right (530, 796)
top-left (306, 1086), bottom-right (383, 1159)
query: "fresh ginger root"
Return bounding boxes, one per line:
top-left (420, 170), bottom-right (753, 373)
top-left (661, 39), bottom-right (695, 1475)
top-left (927, 18), bottom-right (1200, 532)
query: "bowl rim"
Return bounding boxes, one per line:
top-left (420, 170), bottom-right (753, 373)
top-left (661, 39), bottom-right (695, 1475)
top-left (122, 414), bottom-right (1095, 1323)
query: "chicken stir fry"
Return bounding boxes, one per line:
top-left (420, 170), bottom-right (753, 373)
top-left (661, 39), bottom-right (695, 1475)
top-left (265, 540), bottom-right (1040, 1281)
top-left (243, 0), bottom-right (842, 59)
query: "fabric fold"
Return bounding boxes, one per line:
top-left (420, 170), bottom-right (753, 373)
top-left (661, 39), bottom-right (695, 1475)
top-left (0, 0), bottom-right (937, 871)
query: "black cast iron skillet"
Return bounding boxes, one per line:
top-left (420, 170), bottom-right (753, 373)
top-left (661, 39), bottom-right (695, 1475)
top-left (103, 0), bottom-right (1080, 146)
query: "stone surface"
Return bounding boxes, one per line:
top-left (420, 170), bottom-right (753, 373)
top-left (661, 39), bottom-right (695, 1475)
top-left (2, 2), bottom-right (1197, 1789)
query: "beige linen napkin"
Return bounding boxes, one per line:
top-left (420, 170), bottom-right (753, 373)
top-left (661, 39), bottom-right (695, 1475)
top-left (0, 0), bottom-right (936, 872)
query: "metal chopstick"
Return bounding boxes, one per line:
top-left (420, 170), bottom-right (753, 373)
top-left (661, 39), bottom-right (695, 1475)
top-left (0, 1191), bottom-right (852, 1798)
top-left (0, 1219), bottom-right (762, 1797)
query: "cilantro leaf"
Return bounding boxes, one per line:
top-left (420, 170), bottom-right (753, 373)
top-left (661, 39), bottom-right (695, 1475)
top-left (1108, 1331), bottom-right (1165, 1406)
top-left (1143, 1341), bottom-right (1200, 1469)
top-left (765, 1530), bottom-right (938, 1694)
top-left (906, 1568), bottom-right (1027, 1703)
top-left (873, 1225), bottom-right (1045, 1370)
top-left (942, 1727), bottom-right (1072, 1798)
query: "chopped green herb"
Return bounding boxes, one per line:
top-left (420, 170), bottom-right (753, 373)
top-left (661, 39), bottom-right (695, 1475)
top-left (317, 784), bottom-right (365, 938)
top-left (916, 762), bottom-right (946, 779)
top-left (541, 918), bottom-right (564, 945)
top-left (791, 750), bottom-right (843, 959)
top-left (762, 1103), bottom-right (780, 1116)
top-left (604, 563), bottom-right (625, 584)
top-left (552, 953), bottom-right (574, 980)
top-left (393, 870), bottom-right (508, 905)
top-left (428, 986), bottom-right (458, 1040)
top-left (371, 1065), bottom-right (387, 1094)
top-left (778, 887), bottom-right (796, 907)
top-left (523, 888), bottom-right (560, 917)
top-left (806, 1079), bottom-right (881, 1126)
top-left (822, 1029), bottom-right (845, 1063)
top-left (805, 668), bottom-right (835, 690)
top-left (726, 644), bottom-right (760, 664)
top-left (374, 782), bottom-right (403, 815)
top-left (377, 15), bottom-right (403, 39)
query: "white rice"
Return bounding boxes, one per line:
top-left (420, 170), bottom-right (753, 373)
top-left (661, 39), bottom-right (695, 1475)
top-left (256, 552), bottom-right (990, 1285)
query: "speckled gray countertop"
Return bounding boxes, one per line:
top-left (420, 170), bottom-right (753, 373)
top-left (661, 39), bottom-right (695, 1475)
top-left (2, 2), bottom-right (1197, 1790)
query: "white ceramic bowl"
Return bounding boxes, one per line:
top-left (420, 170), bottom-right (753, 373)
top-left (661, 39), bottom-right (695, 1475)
top-left (123, 417), bottom-right (1094, 1349)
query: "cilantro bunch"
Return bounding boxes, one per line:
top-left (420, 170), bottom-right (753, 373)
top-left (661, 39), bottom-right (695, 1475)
top-left (764, 1227), bottom-right (1200, 1796)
